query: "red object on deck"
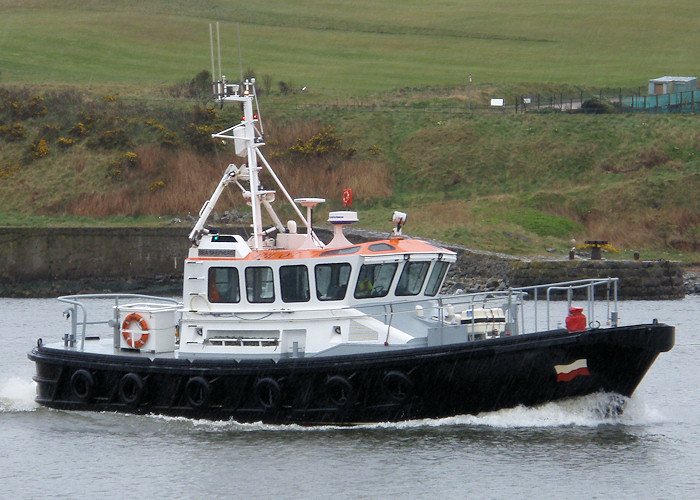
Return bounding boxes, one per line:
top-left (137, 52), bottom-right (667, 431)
top-left (342, 188), bottom-right (352, 207)
top-left (566, 307), bottom-right (587, 332)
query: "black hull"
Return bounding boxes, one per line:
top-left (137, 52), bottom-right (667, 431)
top-left (29, 324), bottom-right (674, 424)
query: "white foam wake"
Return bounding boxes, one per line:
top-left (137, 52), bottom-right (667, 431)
top-left (398, 393), bottom-right (665, 429)
top-left (146, 392), bottom-right (666, 432)
top-left (0, 376), bottom-right (38, 412)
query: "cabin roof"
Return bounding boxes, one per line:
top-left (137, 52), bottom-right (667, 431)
top-left (191, 237), bottom-right (455, 262)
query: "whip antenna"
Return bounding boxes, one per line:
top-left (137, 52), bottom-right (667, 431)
top-left (209, 23), bottom-right (216, 83)
top-left (216, 22), bottom-right (222, 81)
top-left (237, 22), bottom-right (244, 82)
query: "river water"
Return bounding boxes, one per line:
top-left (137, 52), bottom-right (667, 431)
top-left (1, 296), bottom-right (698, 499)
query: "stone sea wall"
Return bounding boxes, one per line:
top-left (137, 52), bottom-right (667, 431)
top-left (0, 226), bottom-right (690, 299)
top-left (423, 242), bottom-right (686, 300)
top-left (507, 259), bottom-right (685, 300)
top-left (0, 227), bottom-right (190, 297)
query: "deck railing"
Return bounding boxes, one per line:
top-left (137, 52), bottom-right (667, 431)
top-left (57, 278), bottom-right (618, 351)
top-left (431, 277), bottom-right (618, 337)
top-left (58, 294), bottom-right (180, 350)
top-left (513, 277), bottom-right (619, 332)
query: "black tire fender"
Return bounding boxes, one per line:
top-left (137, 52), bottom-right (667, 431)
top-left (254, 377), bottom-right (281, 410)
top-left (382, 370), bottom-right (414, 403)
top-left (70, 369), bottom-right (94, 402)
top-left (118, 372), bottom-right (146, 407)
top-left (326, 375), bottom-right (354, 408)
top-left (185, 376), bottom-right (212, 409)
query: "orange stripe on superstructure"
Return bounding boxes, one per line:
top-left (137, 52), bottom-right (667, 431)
top-left (244, 249), bottom-right (327, 260)
top-left (186, 238), bottom-right (455, 262)
top-left (386, 238), bottom-right (454, 255)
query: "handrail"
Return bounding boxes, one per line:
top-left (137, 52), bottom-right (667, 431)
top-left (55, 279), bottom-right (618, 351)
top-left (184, 279), bottom-right (616, 334)
top-left (58, 294), bottom-right (181, 351)
top-left (511, 278), bottom-right (618, 331)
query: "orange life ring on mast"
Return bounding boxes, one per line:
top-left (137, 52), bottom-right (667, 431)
top-left (342, 188), bottom-right (352, 207)
top-left (121, 312), bottom-right (150, 348)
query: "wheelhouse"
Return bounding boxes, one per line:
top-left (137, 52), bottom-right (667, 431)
top-left (184, 234), bottom-right (457, 312)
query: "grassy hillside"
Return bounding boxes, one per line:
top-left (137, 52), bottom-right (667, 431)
top-left (1, 85), bottom-right (698, 261)
top-left (1, 0), bottom-right (698, 93)
top-left (0, 0), bottom-right (698, 261)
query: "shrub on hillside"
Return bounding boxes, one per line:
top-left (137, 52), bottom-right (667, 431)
top-left (193, 105), bottom-right (217, 125)
top-left (0, 123), bottom-right (26, 142)
top-left (123, 151), bottom-right (139, 168)
top-left (77, 111), bottom-right (100, 127)
top-left (0, 90), bottom-right (47, 119)
top-left (161, 131), bottom-right (179, 149)
top-left (106, 151), bottom-right (139, 181)
top-left (169, 70), bottom-right (212, 99)
top-left (580, 98), bottom-right (614, 114)
top-left (0, 162), bottom-right (21, 180)
top-left (149, 180), bottom-right (166, 192)
top-left (26, 95), bottom-right (48, 118)
top-left (41, 124), bottom-right (60, 140)
top-left (29, 138), bottom-right (49, 159)
top-left (57, 137), bottom-right (74, 148)
top-left (88, 128), bottom-right (130, 149)
top-left (190, 70), bottom-right (212, 98)
top-left (289, 126), bottom-right (355, 159)
top-left (106, 161), bottom-right (123, 181)
top-left (68, 122), bottom-right (89, 138)
top-left (183, 123), bottom-right (216, 152)
top-left (261, 74), bottom-right (274, 95)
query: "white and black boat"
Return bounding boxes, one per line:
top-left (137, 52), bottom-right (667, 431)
top-left (29, 75), bottom-right (674, 425)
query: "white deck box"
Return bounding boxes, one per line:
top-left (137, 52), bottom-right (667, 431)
top-left (117, 303), bottom-right (179, 353)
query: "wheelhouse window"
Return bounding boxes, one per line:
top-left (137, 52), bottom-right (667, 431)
top-left (279, 265), bottom-right (310, 303)
top-left (315, 263), bottom-right (351, 301)
top-left (208, 267), bottom-right (240, 303)
top-left (354, 263), bottom-right (398, 299)
top-left (245, 267), bottom-right (275, 303)
top-left (424, 261), bottom-right (450, 296)
top-left (395, 261), bottom-right (430, 296)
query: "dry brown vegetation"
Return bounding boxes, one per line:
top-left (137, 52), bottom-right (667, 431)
top-left (64, 121), bottom-right (392, 217)
top-left (263, 120), bottom-right (392, 202)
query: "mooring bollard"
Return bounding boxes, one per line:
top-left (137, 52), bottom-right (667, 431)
top-left (585, 240), bottom-right (607, 260)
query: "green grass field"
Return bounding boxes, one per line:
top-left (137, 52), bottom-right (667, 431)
top-left (1, 0), bottom-right (698, 94)
top-left (1, 0), bottom-right (698, 261)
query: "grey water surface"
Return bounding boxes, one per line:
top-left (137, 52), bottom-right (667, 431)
top-left (1, 296), bottom-right (698, 499)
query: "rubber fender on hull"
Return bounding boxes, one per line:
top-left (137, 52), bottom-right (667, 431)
top-left (254, 377), bottom-right (281, 410)
top-left (70, 369), bottom-right (95, 402)
top-left (382, 371), bottom-right (414, 403)
top-left (118, 372), bottom-right (146, 407)
top-left (325, 375), bottom-right (354, 408)
top-left (185, 376), bottom-right (212, 409)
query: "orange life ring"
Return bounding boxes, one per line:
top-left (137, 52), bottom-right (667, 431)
top-left (121, 312), bottom-right (150, 349)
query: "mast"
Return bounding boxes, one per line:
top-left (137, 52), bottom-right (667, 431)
top-left (190, 27), bottom-right (321, 250)
top-left (201, 78), bottom-right (265, 249)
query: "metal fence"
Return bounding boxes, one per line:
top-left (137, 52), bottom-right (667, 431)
top-left (268, 89), bottom-right (698, 116)
top-left (622, 90), bottom-right (700, 114)
top-left (514, 89), bottom-right (699, 114)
